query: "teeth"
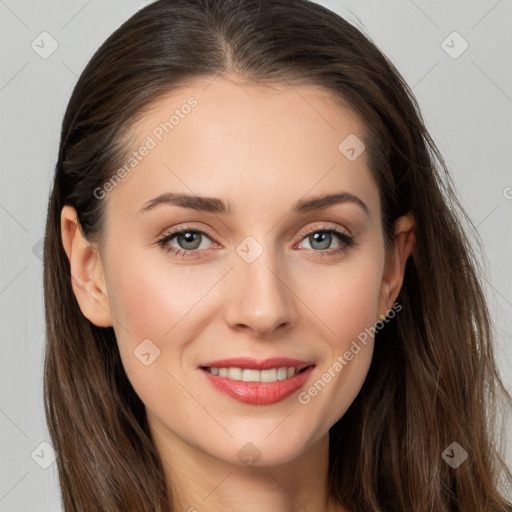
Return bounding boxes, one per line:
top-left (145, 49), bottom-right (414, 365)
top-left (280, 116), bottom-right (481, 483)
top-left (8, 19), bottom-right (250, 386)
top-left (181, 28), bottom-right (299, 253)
top-left (207, 366), bottom-right (298, 382)
top-left (227, 367), bottom-right (242, 380)
top-left (243, 369), bottom-right (261, 382)
top-left (277, 367), bottom-right (287, 380)
top-left (260, 369), bottom-right (277, 382)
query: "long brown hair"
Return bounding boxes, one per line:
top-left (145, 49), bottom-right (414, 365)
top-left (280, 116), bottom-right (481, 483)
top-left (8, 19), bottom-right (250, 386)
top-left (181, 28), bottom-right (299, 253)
top-left (43, 0), bottom-right (512, 510)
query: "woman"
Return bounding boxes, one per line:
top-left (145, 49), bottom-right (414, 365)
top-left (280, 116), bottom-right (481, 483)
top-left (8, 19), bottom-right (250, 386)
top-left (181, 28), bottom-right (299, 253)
top-left (43, 0), bottom-right (512, 510)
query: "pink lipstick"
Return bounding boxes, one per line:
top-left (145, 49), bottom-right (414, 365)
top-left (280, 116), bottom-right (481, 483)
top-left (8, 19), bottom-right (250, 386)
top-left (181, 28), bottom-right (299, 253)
top-left (199, 357), bottom-right (315, 405)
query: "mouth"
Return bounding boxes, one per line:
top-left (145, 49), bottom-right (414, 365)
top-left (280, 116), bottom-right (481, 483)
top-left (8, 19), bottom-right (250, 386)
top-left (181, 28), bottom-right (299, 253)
top-left (198, 357), bottom-right (316, 405)
top-left (199, 365), bottom-right (312, 382)
top-left (198, 356), bottom-right (314, 381)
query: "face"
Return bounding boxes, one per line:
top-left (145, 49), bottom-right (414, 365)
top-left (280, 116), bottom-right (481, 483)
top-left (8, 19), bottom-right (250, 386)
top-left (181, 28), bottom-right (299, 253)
top-left (70, 76), bottom-right (406, 467)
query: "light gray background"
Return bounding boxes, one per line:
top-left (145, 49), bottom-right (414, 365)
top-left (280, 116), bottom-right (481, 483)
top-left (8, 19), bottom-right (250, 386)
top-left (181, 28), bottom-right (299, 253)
top-left (0, 0), bottom-right (511, 510)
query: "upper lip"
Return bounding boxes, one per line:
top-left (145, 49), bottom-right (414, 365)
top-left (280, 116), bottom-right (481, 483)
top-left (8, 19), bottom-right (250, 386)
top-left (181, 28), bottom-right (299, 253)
top-left (199, 357), bottom-right (315, 372)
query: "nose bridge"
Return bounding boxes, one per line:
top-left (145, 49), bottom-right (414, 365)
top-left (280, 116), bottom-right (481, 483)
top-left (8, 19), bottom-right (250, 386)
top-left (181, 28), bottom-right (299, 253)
top-left (223, 236), bottom-right (298, 336)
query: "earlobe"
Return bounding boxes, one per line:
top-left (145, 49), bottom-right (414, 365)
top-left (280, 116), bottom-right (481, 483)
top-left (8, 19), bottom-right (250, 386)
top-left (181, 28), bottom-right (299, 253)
top-left (377, 212), bottom-right (416, 319)
top-left (60, 205), bottom-right (113, 327)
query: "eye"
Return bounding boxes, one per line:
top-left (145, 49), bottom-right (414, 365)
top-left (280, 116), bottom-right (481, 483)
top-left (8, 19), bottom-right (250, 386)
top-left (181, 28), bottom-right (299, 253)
top-left (157, 227), bottom-right (216, 259)
top-left (157, 223), bottom-right (356, 260)
top-left (296, 224), bottom-right (355, 256)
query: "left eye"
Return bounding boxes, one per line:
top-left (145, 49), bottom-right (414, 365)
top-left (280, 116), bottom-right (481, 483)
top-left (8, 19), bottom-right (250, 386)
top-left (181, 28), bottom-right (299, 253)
top-left (297, 228), bottom-right (354, 252)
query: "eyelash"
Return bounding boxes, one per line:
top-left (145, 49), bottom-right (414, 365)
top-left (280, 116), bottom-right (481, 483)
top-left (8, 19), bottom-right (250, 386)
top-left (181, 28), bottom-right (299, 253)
top-left (156, 224), bottom-right (356, 260)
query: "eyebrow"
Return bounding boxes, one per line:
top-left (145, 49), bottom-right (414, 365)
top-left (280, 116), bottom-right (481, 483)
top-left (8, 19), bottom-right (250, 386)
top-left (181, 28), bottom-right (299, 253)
top-left (138, 191), bottom-right (369, 216)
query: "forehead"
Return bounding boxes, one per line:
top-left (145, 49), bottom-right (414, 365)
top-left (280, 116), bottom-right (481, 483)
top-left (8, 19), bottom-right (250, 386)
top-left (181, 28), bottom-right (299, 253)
top-left (106, 76), bottom-right (379, 220)
top-left (132, 76), bottom-right (365, 145)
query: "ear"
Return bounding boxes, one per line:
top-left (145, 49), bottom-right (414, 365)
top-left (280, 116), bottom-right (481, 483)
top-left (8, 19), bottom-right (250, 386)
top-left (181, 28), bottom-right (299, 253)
top-left (377, 212), bottom-right (416, 320)
top-left (60, 205), bottom-right (113, 327)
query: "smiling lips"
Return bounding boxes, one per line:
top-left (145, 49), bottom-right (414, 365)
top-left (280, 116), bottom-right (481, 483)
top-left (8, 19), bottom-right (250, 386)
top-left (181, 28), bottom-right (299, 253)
top-left (199, 357), bottom-right (316, 405)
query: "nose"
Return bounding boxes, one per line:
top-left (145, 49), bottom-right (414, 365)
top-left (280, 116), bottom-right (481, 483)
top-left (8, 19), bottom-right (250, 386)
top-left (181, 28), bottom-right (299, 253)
top-left (222, 249), bottom-right (299, 337)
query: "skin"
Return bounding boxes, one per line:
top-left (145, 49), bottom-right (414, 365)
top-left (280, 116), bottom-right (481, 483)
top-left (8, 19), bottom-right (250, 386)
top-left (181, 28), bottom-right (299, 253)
top-left (61, 75), bottom-right (415, 512)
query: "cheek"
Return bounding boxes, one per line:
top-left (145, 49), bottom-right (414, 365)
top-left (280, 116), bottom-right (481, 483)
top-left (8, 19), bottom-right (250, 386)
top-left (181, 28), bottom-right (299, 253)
top-left (294, 250), bottom-right (383, 422)
top-left (105, 246), bottom-right (220, 340)
top-left (300, 251), bottom-right (384, 344)
top-left (104, 263), bottom-right (197, 409)
top-left (103, 250), bottom-right (226, 384)
top-left (107, 269), bottom-right (167, 347)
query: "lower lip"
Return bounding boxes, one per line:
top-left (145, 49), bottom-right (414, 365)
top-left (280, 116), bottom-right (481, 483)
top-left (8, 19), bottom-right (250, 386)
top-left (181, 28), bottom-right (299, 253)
top-left (200, 366), bottom-right (315, 405)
